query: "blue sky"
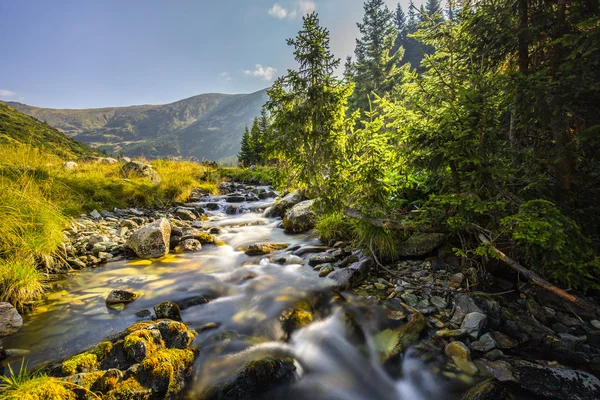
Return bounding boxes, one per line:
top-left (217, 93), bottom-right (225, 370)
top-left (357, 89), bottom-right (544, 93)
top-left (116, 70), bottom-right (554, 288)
top-left (0, 0), bottom-right (419, 109)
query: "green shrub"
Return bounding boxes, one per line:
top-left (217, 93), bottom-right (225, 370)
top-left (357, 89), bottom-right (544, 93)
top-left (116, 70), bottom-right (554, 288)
top-left (501, 199), bottom-right (600, 291)
top-left (316, 212), bottom-right (355, 243)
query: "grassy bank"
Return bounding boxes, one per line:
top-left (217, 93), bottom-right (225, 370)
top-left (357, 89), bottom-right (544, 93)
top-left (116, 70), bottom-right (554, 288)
top-left (218, 166), bottom-right (275, 186)
top-left (0, 143), bottom-right (219, 309)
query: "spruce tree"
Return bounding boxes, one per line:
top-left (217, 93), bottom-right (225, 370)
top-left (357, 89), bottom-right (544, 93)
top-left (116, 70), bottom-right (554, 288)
top-left (425, 0), bottom-right (441, 18)
top-left (238, 126), bottom-right (253, 167)
top-left (266, 12), bottom-right (353, 192)
top-left (407, 0), bottom-right (417, 32)
top-left (395, 4), bottom-right (407, 39)
top-left (350, 0), bottom-right (402, 113)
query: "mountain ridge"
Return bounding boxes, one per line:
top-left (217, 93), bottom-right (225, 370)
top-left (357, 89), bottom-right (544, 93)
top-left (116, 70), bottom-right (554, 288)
top-left (3, 88), bottom-right (269, 161)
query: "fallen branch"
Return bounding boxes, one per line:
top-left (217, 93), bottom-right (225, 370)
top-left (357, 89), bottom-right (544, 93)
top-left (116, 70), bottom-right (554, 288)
top-left (478, 234), bottom-right (600, 317)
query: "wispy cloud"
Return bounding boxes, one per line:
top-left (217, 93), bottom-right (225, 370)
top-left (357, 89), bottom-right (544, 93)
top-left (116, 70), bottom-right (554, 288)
top-left (243, 64), bottom-right (277, 81)
top-left (219, 72), bottom-right (232, 81)
top-left (298, 0), bottom-right (316, 14)
top-left (0, 89), bottom-right (16, 97)
top-left (268, 4), bottom-right (291, 19)
top-left (268, 1), bottom-right (316, 20)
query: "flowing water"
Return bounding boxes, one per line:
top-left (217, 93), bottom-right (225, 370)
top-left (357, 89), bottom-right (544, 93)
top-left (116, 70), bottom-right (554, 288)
top-left (1, 188), bottom-right (446, 399)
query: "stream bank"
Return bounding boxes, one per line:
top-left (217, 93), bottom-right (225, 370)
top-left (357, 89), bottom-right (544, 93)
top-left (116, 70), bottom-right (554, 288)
top-left (1, 181), bottom-right (600, 399)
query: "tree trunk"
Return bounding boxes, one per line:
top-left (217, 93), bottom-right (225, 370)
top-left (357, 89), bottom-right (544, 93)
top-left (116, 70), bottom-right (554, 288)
top-left (517, 0), bottom-right (529, 75)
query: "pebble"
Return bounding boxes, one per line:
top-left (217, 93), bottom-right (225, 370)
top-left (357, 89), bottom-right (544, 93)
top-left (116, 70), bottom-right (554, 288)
top-left (470, 333), bottom-right (496, 352)
top-left (591, 320), bottom-right (600, 330)
top-left (461, 312), bottom-right (487, 339)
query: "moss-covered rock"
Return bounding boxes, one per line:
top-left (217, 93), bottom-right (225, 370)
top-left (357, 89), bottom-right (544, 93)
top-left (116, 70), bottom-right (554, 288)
top-left (31, 319), bottom-right (198, 399)
top-left (154, 301), bottom-right (183, 322)
top-left (397, 233), bottom-right (446, 257)
top-left (280, 309), bottom-right (313, 336)
top-left (197, 357), bottom-right (297, 400)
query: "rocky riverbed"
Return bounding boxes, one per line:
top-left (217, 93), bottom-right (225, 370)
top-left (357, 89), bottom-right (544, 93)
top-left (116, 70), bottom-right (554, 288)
top-left (1, 181), bottom-right (600, 399)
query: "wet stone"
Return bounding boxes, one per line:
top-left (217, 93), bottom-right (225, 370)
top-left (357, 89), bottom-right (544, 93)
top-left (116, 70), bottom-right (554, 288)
top-left (308, 253), bottom-right (336, 267)
top-left (430, 296), bottom-right (447, 309)
top-left (461, 312), bottom-right (487, 339)
top-left (154, 301), bottom-right (182, 322)
top-left (0, 302), bottom-right (23, 337)
top-left (318, 264), bottom-right (334, 278)
top-left (135, 309), bottom-right (151, 318)
top-left (401, 293), bottom-right (419, 307)
top-left (106, 290), bottom-right (141, 305)
top-left (445, 341), bottom-right (470, 360)
top-left (471, 333), bottom-right (496, 353)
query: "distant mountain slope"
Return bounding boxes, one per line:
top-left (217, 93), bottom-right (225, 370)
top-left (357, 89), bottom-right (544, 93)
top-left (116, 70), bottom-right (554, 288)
top-left (4, 89), bottom-right (268, 160)
top-left (0, 102), bottom-right (95, 158)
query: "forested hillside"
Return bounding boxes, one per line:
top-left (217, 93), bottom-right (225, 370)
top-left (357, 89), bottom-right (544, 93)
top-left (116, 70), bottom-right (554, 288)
top-left (243, 0), bottom-right (600, 292)
top-left (5, 89), bottom-right (268, 160)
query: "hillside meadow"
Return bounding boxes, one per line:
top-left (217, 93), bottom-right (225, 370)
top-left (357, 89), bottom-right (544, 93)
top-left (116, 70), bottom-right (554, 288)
top-left (0, 143), bottom-right (220, 308)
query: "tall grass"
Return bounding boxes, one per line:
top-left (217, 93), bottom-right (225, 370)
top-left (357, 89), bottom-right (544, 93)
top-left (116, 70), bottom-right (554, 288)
top-left (0, 143), bottom-right (220, 308)
top-left (218, 166), bottom-right (274, 186)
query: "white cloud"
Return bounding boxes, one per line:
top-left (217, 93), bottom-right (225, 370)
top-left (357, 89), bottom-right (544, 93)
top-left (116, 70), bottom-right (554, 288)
top-left (268, 1), bottom-right (316, 20)
top-left (220, 72), bottom-right (232, 81)
top-left (298, 0), bottom-right (316, 15)
top-left (268, 4), bottom-right (289, 19)
top-left (0, 89), bottom-right (16, 97)
top-left (243, 64), bottom-right (277, 81)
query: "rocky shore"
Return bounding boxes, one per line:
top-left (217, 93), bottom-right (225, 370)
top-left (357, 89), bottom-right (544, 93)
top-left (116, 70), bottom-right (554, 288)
top-left (2, 181), bottom-right (600, 399)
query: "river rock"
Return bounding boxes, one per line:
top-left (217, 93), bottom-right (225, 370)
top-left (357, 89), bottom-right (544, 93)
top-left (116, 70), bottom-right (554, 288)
top-left (106, 289), bottom-right (141, 305)
top-left (327, 253), bottom-right (374, 289)
top-left (174, 239), bottom-right (201, 252)
top-left (397, 233), bottom-right (446, 257)
top-left (461, 379), bottom-right (512, 400)
top-left (154, 301), bottom-right (182, 322)
top-left (0, 303), bottom-right (23, 337)
top-left (471, 333), bottom-right (496, 352)
top-left (173, 208), bottom-right (197, 221)
top-left (265, 190), bottom-right (303, 218)
top-left (283, 199), bottom-right (317, 233)
top-left (121, 161), bottom-right (161, 185)
top-left (461, 312), bottom-right (487, 339)
top-left (245, 243), bottom-right (289, 256)
top-left (308, 252), bottom-right (336, 267)
top-left (126, 218), bottom-right (171, 258)
top-left (197, 357), bottom-right (296, 400)
top-left (445, 341), bottom-right (470, 360)
top-left (226, 195), bottom-right (246, 203)
top-left (507, 358), bottom-right (600, 400)
top-left (318, 264), bottom-right (334, 277)
top-left (205, 203), bottom-right (220, 211)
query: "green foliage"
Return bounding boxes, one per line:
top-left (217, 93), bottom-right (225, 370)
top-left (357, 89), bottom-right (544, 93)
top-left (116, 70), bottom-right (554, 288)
top-left (218, 166), bottom-right (274, 186)
top-left (316, 212), bottom-right (355, 243)
top-left (349, 0), bottom-right (404, 113)
top-left (501, 200), bottom-right (600, 291)
top-left (266, 12), bottom-right (354, 194)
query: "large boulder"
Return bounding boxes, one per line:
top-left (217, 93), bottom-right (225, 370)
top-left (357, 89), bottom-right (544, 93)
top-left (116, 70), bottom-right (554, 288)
top-left (0, 302), bottom-right (22, 337)
top-left (264, 190), bottom-right (303, 218)
top-left (121, 161), bottom-right (161, 185)
top-left (126, 218), bottom-right (171, 259)
top-left (505, 358), bottom-right (600, 400)
top-left (397, 233), bottom-right (446, 257)
top-left (283, 200), bottom-right (317, 233)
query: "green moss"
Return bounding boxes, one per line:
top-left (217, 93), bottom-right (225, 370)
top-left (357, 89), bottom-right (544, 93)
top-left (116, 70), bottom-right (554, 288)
top-left (281, 309), bottom-right (313, 334)
top-left (61, 353), bottom-right (98, 376)
top-left (90, 341), bottom-right (113, 361)
top-left (105, 377), bottom-right (151, 400)
top-left (0, 376), bottom-right (77, 400)
top-left (194, 232), bottom-right (216, 244)
top-left (140, 348), bottom-right (196, 396)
